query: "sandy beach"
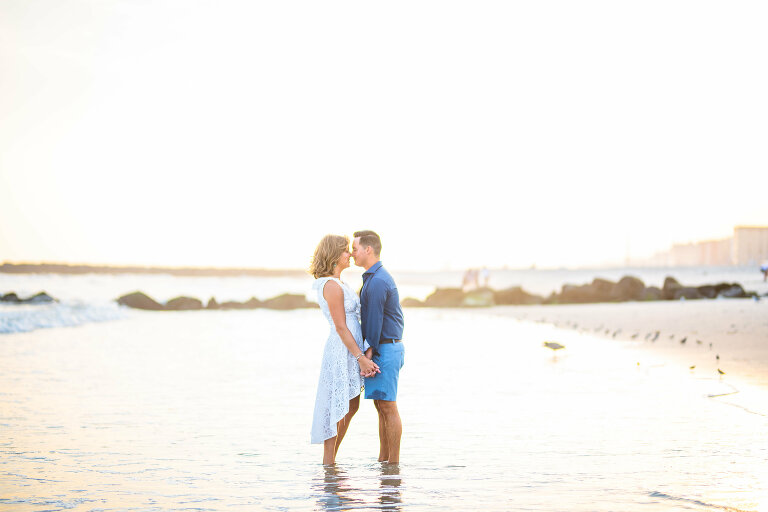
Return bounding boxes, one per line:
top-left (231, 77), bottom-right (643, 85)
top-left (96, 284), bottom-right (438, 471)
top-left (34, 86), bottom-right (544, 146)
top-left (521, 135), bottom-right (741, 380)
top-left (489, 298), bottom-right (768, 389)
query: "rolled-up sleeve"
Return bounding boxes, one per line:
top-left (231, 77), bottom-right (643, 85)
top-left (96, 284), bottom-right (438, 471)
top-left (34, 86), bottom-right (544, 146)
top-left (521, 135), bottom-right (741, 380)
top-left (362, 278), bottom-right (387, 352)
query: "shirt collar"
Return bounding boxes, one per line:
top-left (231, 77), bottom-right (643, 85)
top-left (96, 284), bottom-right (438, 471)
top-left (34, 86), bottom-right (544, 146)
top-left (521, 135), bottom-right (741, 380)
top-left (363, 261), bottom-right (383, 275)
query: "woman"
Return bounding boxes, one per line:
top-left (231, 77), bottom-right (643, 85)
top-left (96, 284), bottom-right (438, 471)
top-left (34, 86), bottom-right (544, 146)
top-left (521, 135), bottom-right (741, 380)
top-left (310, 234), bottom-right (379, 464)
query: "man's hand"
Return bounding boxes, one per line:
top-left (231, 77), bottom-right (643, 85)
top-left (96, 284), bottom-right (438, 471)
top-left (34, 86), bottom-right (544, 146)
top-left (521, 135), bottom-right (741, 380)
top-left (359, 349), bottom-right (380, 377)
top-left (367, 348), bottom-right (380, 376)
top-left (358, 353), bottom-right (380, 377)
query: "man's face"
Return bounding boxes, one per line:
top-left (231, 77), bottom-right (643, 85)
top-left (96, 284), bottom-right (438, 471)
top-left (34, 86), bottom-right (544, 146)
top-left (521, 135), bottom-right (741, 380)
top-left (351, 237), bottom-right (367, 268)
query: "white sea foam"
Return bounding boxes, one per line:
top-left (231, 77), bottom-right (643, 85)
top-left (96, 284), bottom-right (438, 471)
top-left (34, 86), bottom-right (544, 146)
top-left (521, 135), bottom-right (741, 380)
top-left (0, 301), bottom-right (130, 334)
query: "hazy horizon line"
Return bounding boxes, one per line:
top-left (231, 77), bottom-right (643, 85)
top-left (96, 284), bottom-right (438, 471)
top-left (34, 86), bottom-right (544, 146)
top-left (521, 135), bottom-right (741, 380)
top-left (0, 260), bottom-right (754, 275)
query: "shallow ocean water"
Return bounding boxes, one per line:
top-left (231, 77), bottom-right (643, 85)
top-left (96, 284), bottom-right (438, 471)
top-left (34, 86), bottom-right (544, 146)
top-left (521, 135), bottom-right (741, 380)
top-left (1, 308), bottom-right (767, 511)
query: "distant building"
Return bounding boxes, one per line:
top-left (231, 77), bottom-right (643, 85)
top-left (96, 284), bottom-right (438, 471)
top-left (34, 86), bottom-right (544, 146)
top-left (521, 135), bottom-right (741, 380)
top-left (642, 226), bottom-right (767, 266)
top-left (668, 238), bottom-right (732, 266)
top-left (733, 226), bottom-right (768, 266)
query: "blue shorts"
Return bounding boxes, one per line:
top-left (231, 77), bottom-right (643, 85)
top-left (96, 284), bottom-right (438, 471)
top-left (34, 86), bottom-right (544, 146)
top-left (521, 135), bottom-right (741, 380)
top-left (364, 342), bottom-right (405, 401)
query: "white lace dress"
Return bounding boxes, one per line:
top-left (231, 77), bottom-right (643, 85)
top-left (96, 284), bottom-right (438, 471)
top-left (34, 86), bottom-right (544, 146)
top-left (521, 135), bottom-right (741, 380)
top-left (311, 277), bottom-right (369, 444)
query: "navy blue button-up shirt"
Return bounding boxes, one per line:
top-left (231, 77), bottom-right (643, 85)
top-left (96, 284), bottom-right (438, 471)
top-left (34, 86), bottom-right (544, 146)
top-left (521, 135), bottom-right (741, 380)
top-left (360, 261), bottom-right (404, 353)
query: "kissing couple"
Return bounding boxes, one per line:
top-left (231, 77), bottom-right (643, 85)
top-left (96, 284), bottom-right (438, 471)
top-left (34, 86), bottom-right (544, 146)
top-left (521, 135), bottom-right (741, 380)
top-left (309, 230), bottom-right (405, 465)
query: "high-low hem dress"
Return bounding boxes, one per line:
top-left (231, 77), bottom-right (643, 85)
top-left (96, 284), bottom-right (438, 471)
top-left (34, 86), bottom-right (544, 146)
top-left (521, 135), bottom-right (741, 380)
top-left (310, 277), bottom-right (369, 444)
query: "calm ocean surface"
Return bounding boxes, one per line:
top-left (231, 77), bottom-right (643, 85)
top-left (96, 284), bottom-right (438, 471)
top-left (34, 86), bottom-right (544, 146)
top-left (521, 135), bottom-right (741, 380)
top-left (1, 269), bottom-right (767, 510)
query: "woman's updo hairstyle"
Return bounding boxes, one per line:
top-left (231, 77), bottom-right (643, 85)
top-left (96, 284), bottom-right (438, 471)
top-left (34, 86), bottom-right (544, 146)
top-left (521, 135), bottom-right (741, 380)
top-left (309, 234), bottom-right (350, 278)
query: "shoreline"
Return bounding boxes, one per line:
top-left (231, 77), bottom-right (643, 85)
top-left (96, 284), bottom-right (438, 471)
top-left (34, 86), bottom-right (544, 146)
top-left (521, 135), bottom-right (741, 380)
top-left (489, 299), bottom-right (768, 389)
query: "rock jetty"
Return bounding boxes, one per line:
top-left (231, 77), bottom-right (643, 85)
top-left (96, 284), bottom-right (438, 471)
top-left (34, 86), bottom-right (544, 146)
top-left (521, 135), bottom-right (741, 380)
top-left (115, 291), bottom-right (316, 311)
top-left (401, 275), bottom-right (758, 308)
top-left (1, 291), bottom-right (57, 304)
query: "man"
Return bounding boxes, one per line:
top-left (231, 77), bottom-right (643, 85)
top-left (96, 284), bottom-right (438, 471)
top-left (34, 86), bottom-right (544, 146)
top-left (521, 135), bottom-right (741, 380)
top-left (351, 230), bottom-right (405, 464)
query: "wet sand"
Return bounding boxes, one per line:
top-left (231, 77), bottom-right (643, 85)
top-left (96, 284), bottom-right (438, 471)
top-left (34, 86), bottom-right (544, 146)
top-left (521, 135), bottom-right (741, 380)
top-left (490, 298), bottom-right (768, 388)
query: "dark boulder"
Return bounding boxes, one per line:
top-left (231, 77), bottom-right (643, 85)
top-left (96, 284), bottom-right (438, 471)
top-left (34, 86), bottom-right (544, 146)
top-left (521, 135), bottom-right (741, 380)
top-left (713, 282), bottom-right (735, 295)
top-left (614, 276), bottom-right (645, 301)
top-left (220, 300), bottom-right (248, 309)
top-left (262, 293), bottom-right (316, 310)
top-left (673, 287), bottom-right (702, 300)
top-left (165, 296), bottom-right (203, 310)
top-left (117, 291), bottom-right (164, 310)
top-left (559, 283), bottom-right (598, 303)
top-left (718, 283), bottom-right (747, 298)
top-left (23, 292), bottom-right (56, 304)
top-left (642, 286), bottom-right (663, 301)
top-left (697, 285), bottom-right (718, 299)
top-left (662, 277), bottom-right (683, 300)
top-left (591, 278), bottom-right (617, 300)
top-left (401, 297), bottom-right (424, 307)
top-left (206, 297), bottom-right (219, 309)
top-left (493, 286), bottom-right (543, 305)
top-left (1, 292), bottom-right (21, 303)
top-left (424, 288), bottom-right (465, 307)
top-left (244, 297), bottom-right (263, 309)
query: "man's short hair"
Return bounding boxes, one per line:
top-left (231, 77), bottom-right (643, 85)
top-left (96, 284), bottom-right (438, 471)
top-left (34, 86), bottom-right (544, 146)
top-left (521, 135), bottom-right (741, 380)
top-left (354, 230), bottom-right (382, 257)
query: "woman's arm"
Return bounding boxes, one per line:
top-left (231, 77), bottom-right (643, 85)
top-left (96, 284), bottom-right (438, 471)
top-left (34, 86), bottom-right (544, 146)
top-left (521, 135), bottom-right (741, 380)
top-left (323, 280), bottom-right (380, 376)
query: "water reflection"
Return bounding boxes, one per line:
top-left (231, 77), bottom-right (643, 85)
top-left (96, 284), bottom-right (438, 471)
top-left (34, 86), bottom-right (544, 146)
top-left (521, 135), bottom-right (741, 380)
top-left (379, 463), bottom-right (402, 511)
top-left (314, 464), bottom-right (403, 511)
top-left (315, 465), bottom-right (361, 511)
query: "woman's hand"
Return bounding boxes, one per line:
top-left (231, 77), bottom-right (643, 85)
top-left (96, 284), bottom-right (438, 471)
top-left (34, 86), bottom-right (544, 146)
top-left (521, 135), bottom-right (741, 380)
top-left (358, 354), bottom-right (380, 377)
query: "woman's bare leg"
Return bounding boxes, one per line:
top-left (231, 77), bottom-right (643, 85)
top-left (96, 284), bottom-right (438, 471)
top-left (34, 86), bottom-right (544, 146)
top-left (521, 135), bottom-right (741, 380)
top-left (323, 435), bottom-right (337, 465)
top-left (335, 396), bottom-right (360, 456)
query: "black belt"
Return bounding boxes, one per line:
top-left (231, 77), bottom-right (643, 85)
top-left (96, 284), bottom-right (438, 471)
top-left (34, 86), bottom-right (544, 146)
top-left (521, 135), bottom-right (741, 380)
top-left (379, 339), bottom-right (402, 344)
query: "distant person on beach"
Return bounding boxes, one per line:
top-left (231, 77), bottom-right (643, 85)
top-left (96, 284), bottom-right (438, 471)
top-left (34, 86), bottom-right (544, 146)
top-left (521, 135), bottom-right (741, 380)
top-left (352, 230), bottom-right (405, 464)
top-left (462, 268), bottom-right (479, 291)
top-left (309, 235), bottom-right (380, 465)
top-left (480, 266), bottom-right (489, 288)
top-left (462, 269), bottom-right (471, 290)
top-left (761, 262), bottom-right (768, 282)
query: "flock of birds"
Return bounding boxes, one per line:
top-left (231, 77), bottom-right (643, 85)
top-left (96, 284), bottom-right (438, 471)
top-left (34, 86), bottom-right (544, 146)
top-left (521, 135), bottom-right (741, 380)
top-left (542, 322), bottom-right (728, 377)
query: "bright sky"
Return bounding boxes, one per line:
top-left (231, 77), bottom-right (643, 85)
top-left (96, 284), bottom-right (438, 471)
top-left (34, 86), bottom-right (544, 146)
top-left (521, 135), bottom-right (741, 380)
top-left (1, 1), bottom-right (766, 271)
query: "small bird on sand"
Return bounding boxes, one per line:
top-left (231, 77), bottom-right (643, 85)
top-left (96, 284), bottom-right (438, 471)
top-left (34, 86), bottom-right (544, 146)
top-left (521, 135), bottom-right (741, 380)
top-left (718, 368), bottom-right (726, 375)
top-left (716, 354), bottom-right (720, 361)
top-left (543, 341), bottom-right (565, 352)
top-left (680, 336), bottom-right (687, 344)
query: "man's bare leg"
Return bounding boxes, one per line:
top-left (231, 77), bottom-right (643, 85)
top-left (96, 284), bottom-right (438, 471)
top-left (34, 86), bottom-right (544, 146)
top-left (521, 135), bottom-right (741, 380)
top-left (375, 400), bottom-right (402, 463)
top-left (374, 400), bottom-right (389, 462)
top-left (334, 396), bottom-right (360, 456)
top-left (379, 400), bottom-right (402, 463)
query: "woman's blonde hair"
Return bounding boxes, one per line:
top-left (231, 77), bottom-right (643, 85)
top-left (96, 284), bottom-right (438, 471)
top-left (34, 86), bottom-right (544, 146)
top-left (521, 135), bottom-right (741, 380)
top-left (309, 234), bottom-right (350, 278)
